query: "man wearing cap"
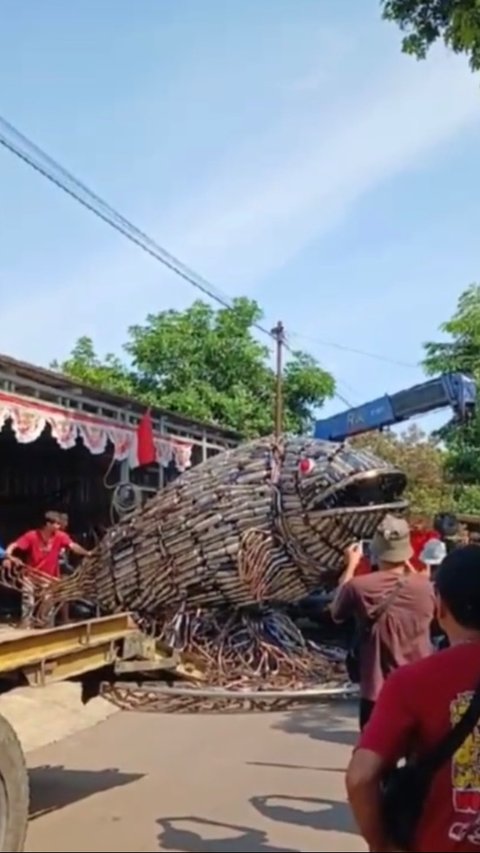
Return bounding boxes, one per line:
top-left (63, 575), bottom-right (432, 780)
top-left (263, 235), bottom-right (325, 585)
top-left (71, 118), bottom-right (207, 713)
top-left (331, 514), bottom-right (435, 730)
top-left (420, 538), bottom-right (447, 579)
top-left (419, 539), bottom-right (450, 653)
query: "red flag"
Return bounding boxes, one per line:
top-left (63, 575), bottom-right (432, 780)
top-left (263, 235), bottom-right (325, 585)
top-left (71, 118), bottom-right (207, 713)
top-left (136, 409), bottom-right (156, 467)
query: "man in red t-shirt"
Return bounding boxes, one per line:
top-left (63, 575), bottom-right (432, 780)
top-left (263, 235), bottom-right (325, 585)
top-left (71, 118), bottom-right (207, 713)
top-left (6, 511), bottom-right (92, 626)
top-left (346, 544), bottom-right (480, 852)
top-left (410, 515), bottom-right (441, 573)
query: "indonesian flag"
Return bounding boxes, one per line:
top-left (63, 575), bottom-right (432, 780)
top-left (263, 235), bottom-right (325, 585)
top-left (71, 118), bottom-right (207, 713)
top-left (128, 409), bottom-right (157, 469)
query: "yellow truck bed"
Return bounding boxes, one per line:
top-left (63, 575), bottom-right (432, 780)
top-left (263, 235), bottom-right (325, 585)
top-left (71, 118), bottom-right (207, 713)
top-left (0, 614), bottom-right (138, 686)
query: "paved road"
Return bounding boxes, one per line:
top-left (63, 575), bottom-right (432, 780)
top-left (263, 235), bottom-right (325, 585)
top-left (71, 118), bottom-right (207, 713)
top-left (25, 701), bottom-right (366, 853)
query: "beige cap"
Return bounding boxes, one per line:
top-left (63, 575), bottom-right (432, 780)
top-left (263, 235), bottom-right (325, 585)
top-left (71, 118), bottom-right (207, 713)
top-left (371, 514), bottom-right (413, 564)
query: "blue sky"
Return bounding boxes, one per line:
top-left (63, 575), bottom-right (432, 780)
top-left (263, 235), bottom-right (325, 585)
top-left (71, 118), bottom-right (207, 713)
top-left (1, 0), bottom-right (479, 431)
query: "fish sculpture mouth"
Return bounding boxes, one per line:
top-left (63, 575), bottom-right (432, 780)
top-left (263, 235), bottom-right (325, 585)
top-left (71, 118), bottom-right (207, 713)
top-left (285, 462), bottom-right (409, 570)
top-left (310, 468), bottom-right (408, 518)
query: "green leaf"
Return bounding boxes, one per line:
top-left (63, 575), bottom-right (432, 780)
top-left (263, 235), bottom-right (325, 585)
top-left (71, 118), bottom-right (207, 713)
top-left (381, 0), bottom-right (480, 71)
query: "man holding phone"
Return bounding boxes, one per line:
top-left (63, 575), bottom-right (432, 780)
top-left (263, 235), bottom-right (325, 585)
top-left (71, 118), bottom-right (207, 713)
top-left (331, 515), bottom-right (435, 729)
top-left (349, 540), bottom-right (375, 577)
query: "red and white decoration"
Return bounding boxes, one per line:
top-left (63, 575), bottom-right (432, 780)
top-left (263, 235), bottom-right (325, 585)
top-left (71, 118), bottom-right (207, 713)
top-left (0, 392), bottom-right (192, 472)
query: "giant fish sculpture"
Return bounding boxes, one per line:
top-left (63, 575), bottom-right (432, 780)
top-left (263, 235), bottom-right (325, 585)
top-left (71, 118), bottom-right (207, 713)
top-left (71, 435), bottom-right (407, 620)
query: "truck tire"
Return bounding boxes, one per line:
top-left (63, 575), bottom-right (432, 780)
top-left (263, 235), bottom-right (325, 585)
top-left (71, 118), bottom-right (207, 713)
top-left (0, 713), bottom-right (29, 851)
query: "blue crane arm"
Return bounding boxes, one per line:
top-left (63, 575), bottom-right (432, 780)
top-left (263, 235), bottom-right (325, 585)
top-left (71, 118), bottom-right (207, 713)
top-left (313, 373), bottom-right (476, 442)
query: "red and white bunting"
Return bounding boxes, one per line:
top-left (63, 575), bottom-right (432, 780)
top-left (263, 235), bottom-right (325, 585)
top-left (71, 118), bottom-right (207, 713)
top-left (0, 393), bottom-right (192, 472)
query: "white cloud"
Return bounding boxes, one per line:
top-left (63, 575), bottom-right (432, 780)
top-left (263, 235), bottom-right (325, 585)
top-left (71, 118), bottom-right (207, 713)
top-left (1, 45), bottom-right (479, 366)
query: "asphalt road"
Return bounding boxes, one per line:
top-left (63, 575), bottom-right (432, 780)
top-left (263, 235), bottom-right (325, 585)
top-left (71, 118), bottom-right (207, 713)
top-left (25, 701), bottom-right (366, 853)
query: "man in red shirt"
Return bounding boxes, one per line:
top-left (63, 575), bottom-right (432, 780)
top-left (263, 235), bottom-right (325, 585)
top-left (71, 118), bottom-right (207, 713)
top-left (6, 511), bottom-right (92, 626)
top-left (346, 544), bottom-right (480, 852)
top-left (410, 515), bottom-right (441, 573)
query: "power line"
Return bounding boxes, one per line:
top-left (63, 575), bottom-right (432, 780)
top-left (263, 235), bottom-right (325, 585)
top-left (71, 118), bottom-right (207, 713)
top-left (281, 337), bottom-right (354, 408)
top-left (0, 116), bottom-right (275, 340)
top-left (0, 116), bottom-right (423, 376)
top-left (0, 116), bottom-right (413, 413)
top-left (332, 389), bottom-right (355, 408)
top-left (288, 331), bottom-right (420, 370)
top-left (0, 115), bottom-right (363, 410)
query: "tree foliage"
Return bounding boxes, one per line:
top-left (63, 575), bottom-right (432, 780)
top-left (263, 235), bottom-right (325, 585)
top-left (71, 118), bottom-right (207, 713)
top-left (353, 425), bottom-right (454, 517)
top-left (53, 298), bottom-right (335, 438)
top-left (53, 336), bottom-right (138, 399)
top-left (422, 283), bottom-right (480, 511)
top-left (423, 283), bottom-right (480, 481)
top-left (423, 283), bottom-right (480, 378)
top-left (381, 0), bottom-right (480, 71)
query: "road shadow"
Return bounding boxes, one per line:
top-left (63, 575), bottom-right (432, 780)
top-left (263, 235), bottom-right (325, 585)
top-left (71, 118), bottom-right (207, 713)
top-left (157, 817), bottom-right (298, 852)
top-left (272, 702), bottom-right (359, 747)
top-left (29, 765), bottom-right (143, 818)
top-left (251, 794), bottom-right (357, 836)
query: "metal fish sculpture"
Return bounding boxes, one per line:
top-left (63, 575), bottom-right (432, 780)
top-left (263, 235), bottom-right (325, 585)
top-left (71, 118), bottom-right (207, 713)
top-left (75, 435), bottom-right (407, 619)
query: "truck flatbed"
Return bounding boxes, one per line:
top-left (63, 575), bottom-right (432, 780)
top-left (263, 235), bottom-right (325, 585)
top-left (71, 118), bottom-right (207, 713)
top-left (0, 613), bottom-right (138, 687)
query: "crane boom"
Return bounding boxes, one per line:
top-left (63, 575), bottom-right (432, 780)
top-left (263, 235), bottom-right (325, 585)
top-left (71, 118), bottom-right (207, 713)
top-left (313, 373), bottom-right (476, 442)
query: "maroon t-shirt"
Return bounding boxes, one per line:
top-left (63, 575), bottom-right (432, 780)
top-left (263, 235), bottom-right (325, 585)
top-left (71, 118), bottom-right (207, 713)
top-left (332, 571), bottom-right (435, 701)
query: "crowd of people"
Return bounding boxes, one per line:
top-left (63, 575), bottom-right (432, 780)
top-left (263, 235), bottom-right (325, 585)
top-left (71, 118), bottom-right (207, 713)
top-left (330, 514), bottom-right (480, 852)
top-left (0, 510), bottom-right (92, 627)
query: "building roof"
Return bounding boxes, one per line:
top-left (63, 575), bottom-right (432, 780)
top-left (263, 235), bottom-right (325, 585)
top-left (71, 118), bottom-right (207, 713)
top-left (0, 352), bottom-right (241, 444)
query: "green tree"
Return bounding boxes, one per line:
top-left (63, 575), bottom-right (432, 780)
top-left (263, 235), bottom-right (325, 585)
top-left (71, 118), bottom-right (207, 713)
top-left (423, 283), bottom-right (480, 377)
top-left (422, 283), bottom-right (480, 510)
top-left (381, 0), bottom-right (480, 71)
top-left (52, 337), bottom-right (138, 398)
top-left (53, 298), bottom-right (335, 438)
top-left (353, 424), bottom-right (454, 517)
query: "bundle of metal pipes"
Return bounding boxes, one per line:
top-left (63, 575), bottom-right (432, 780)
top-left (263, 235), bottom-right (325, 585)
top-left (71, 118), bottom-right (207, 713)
top-left (160, 606), bottom-right (346, 687)
top-left (75, 434), bottom-right (408, 617)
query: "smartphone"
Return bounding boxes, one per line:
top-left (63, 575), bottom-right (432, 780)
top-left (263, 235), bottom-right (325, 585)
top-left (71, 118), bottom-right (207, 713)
top-left (360, 539), bottom-right (371, 559)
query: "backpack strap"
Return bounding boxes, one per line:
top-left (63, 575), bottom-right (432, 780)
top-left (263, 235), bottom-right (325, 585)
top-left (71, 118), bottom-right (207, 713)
top-left (367, 577), bottom-right (405, 627)
top-left (420, 678), bottom-right (480, 775)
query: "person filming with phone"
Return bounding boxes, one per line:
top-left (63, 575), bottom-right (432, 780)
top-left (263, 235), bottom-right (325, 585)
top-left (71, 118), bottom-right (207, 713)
top-left (331, 515), bottom-right (435, 730)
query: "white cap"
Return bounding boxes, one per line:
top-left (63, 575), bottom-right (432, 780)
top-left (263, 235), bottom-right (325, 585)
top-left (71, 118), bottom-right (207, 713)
top-left (420, 538), bottom-right (447, 566)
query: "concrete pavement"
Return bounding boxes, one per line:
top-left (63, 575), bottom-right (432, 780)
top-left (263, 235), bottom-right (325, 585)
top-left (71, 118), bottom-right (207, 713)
top-left (25, 701), bottom-right (366, 853)
top-left (0, 682), bottom-right (117, 754)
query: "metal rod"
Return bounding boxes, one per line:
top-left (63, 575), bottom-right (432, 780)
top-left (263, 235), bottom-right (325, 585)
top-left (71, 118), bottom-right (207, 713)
top-left (113, 683), bottom-right (358, 701)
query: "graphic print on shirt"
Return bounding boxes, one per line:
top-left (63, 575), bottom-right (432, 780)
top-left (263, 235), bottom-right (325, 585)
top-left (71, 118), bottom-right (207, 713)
top-left (448, 691), bottom-right (480, 845)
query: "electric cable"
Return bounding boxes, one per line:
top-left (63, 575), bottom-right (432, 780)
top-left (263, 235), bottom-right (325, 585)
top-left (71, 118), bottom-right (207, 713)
top-left (0, 114), bottom-right (424, 374)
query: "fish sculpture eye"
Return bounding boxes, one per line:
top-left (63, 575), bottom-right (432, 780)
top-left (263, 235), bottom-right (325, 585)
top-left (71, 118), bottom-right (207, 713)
top-left (298, 458), bottom-right (315, 476)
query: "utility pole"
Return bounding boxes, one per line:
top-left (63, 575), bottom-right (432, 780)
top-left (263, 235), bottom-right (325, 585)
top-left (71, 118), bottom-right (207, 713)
top-left (271, 321), bottom-right (285, 439)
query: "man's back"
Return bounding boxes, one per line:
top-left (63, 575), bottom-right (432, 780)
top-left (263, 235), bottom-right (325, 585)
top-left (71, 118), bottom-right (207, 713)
top-left (341, 571), bottom-right (435, 701)
top-left (360, 642), bottom-right (480, 851)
